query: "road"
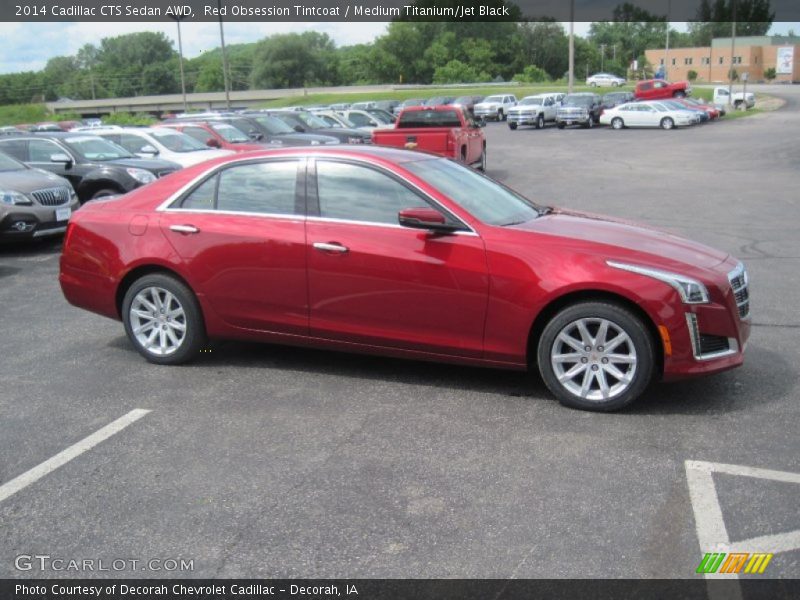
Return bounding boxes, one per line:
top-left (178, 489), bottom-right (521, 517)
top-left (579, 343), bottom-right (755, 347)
top-left (1, 86), bottom-right (798, 581)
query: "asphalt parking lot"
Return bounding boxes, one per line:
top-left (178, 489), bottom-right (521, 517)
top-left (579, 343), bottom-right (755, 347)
top-left (1, 85), bottom-right (798, 581)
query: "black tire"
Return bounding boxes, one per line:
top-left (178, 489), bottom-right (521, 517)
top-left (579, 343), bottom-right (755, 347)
top-left (478, 146), bottom-right (487, 172)
top-left (536, 114), bottom-right (545, 129)
top-left (122, 273), bottom-right (206, 365)
top-left (674, 91), bottom-right (686, 98)
top-left (611, 117), bottom-right (624, 130)
top-left (585, 116), bottom-right (594, 129)
top-left (557, 122), bottom-right (566, 129)
top-left (536, 301), bottom-right (655, 412)
top-left (660, 117), bottom-right (675, 130)
top-left (91, 188), bottom-right (122, 200)
top-left (509, 122), bottom-right (518, 130)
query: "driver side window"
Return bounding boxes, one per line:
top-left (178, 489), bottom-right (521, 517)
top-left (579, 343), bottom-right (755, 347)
top-left (28, 139), bottom-right (63, 162)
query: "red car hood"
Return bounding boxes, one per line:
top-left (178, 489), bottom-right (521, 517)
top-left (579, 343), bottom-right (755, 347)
top-left (512, 209), bottom-right (729, 270)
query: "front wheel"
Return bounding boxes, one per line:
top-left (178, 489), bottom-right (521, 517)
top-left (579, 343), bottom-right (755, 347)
top-left (122, 273), bottom-right (206, 365)
top-left (585, 116), bottom-right (594, 129)
top-left (508, 122), bottom-right (518, 130)
top-left (536, 302), bottom-right (655, 411)
top-left (498, 109), bottom-right (505, 121)
top-left (611, 117), bottom-right (624, 130)
top-left (536, 114), bottom-right (545, 129)
top-left (91, 188), bottom-right (122, 200)
top-left (660, 117), bottom-right (675, 130)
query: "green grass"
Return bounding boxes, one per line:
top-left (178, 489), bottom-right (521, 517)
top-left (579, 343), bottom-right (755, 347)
top-left (0, 103), bottom-right (81, 127)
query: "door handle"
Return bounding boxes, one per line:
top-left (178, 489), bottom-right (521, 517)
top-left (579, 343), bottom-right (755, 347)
top-left (169, 224), bottom-right (200, 234)
top-left (313, 242), bottom-right (349, 254)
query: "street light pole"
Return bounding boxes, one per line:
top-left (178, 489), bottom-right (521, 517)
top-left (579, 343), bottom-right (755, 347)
top-left (217, 0), bottom-right (231, 110)
top-left (568, 0), bottom-right (574, 94)
top-left (171, 16), bottom-right (188, 112)
top-left (663, 0), bottom-right (671, 79)
top-left (600, 44), bottom-right (606, 71)
top-left (728, 0), bottom-right (738, 106)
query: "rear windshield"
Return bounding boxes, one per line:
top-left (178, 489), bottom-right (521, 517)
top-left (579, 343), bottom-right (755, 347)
top-left (398, 110), bottom-right (462, 128)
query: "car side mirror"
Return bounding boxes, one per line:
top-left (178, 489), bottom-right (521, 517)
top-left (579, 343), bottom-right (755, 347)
top-left (140, 145), bottom-right (159, 156)
top-left (398, 207), bottom-right (459, 233)
top-left (249, 131), bottom-right (264, 141)
top-left (294, 125), bottom-right (306, 133)
top-left (206, 138), bottom-right (221, 148)
top-left (50, 153), bottom-right (71, 164)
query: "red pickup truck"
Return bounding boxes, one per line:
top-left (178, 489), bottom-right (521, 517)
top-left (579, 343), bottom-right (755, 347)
top-left (371, 106), bottom-right (487, 170)
top-left (634, 79), bottom-right (692, 100)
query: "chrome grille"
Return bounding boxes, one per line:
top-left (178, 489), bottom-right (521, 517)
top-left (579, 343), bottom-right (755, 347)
top-left (31, 186), bottom-right (71, 207)
top-left (728, 262), bottom-right (750, 319)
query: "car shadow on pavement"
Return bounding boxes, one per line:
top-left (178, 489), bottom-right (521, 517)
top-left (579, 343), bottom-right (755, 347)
top-left (0, 238), bottom-right (62, 258)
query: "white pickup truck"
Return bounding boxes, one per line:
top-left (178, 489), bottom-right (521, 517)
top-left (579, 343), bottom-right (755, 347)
top-left (713, 87), bottom-right (756, 110)
top-left (507, 93), bottom-right (565, 130)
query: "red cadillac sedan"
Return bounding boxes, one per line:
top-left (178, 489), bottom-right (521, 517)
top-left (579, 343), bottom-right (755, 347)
top-left (59, 147), bottom-right (750, 411)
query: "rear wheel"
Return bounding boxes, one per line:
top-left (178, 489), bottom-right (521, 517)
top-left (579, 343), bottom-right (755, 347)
top-left (536, 114), bottom-right (545, 129)
top-left (122, 273), bottom-right (206, 365)
top-left (674, 91), bottom-right (686, 98)
top-left (660, 117), bottom-right (675, 130)
top-left (611, 117), bottom-right (624, 130)
top-left (536, 301), bottom-right (655, 411)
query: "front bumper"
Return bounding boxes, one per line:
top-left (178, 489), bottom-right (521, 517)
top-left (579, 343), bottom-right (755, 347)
top-left (475, 107), bottom-right (501, 119)
top-left (507, 112), bottom-right (540, 125)
top-left (0, 198), bottom-right (79, 241)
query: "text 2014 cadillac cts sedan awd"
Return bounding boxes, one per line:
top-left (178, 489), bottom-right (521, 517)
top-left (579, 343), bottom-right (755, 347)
top-left (59, 147), bottom-right (750, 411)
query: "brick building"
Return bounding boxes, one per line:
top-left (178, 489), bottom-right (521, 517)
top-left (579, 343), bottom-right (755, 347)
top-left (645, 35), bottom-right (800, 83)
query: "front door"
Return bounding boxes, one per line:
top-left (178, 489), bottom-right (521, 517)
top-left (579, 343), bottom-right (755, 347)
top-left (305, 159), bottom-right (489, 358)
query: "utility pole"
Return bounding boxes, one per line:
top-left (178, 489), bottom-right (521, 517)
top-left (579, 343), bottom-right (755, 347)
top-left (600, 44), bottom-right (606, 71)
top-left (663, 0), bottom-right (671, 79)
top-left (218, 0), bottom-right (231, 110)
top-left (170, 14), bottom-right (188, 112)
top-left (568, 0), bottom-right (575, 93)
top-left (728, 0), bottom-right (738, 105)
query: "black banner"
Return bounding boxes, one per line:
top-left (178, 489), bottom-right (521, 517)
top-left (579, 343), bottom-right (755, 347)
top-left (3, 579), bottom-right (800, 600)
top-left (1, 0), bottom-right (799, 23)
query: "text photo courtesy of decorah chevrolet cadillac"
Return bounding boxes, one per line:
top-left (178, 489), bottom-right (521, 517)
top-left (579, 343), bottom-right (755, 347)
top-left (60, 146), bottom-right (750, 412)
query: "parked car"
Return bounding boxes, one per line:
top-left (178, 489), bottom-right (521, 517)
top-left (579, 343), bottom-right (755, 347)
top-left (507, 93), bottom-right (564, 130)
top-left (451, 95), bottom-right (484, 115)
top-left (424, 96), bottom-right (456, 107)
top-left (678, 97), bottom-right (721, 119)
top-left (0, 126), bottom-right (25, 136)
top-left (586, 73), bottom-right (626, 87)
top-left (663, 99), bottom-right (711, 122)
top-left (181, 115), bottom-right (341, 147)
top-left (350, 101), bottom-right (378, 110)
top-left (328, 103), bottom-right (351, 111)
top-left (634, 79), bottom-right (692, 100)
top-left (713, 87), bottom-right (755, 110)
top-left (600, 100), bottom-right (700, 130)
top-left (372, 105), bottom-right (486, 170)
top-left (156, 122), bottom-right (267, 152)
top-left (373, 100), bottom-right (401, 114)
top-left (337, 109), bottom-right (393, 130)
top-left (393, 98), bottom-right (425, 116)
top-left (601, 91), bottom-right (635, 109)
top-left (365, 108), bottom-right (397, 124)
top-left (266, 110), bottom-right (372, 144)
top-left (59, 146), bottom-right (750, 412)
top-left (0, 150), bottom-right (79, 241)
top-left (93, 127), bottom-right (234, 167)
top-left (0, 133), bottom-right (181, 202)
top-left (556, 94), bottom-right (603, 129)
top-left (474, 94), bottom-right (518, 121)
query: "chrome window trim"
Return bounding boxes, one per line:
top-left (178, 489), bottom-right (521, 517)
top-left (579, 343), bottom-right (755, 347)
top-left (305, 215), bottom-right (478, 236)
top-left (156, 153), bottom-right (479, 236)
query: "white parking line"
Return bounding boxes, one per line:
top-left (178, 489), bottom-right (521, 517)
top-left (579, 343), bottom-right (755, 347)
top-left (0, 408), bottom-right (150, 504)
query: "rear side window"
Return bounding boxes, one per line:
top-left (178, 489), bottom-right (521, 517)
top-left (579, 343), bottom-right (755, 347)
top-left (398, 110), bottom-right (462, 128)
top-left (0, 139), bottom-right (28, 161)
top-left (181, 176), bottom-right (217, 210)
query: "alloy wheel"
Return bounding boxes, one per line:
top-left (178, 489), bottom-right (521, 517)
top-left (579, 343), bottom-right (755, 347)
top-left (129, 286), bottom-right (187, 356)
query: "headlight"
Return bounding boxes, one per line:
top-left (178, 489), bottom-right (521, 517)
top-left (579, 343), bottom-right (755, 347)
top-left (125, 168), bottom-right (156, 184)
top-left (1, 190), bottom-right (32, 205)
top-left (607, 261), bottom-right (710, 304)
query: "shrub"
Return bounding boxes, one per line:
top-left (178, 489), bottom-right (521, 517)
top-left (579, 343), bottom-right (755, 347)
top-left (687, 70), bottom-right (698, 82)
top-left (511, 65), bottom-right (550, 84)
top-left (764, 67), bottom-right (776, 81)
top-left (103, 112), bottom-right (157, 126)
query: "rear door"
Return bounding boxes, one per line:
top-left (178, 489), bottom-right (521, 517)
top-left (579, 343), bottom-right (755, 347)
top-left (305, 158), bottom-right (489, 357)
top-left (159, 158), bottom-right (309, 335)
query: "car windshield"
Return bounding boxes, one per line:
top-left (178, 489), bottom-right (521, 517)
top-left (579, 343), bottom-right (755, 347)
top-left (252, 116), bottom-right (295, 135)
top-left (292, 112), bottom-right (329, 129)
top-left (563, 96), bottom-right (593, 107)
top-left (483, 96), bottom-right (504, 103)
top-left (519, 97), bottom-right (544, 106)
top-left (404, 158), bottom-right (542, 226)
top-left (0, 152), bottom-right (26, 171)
top-left (149, 129), bottom-right (208, 152)
top-left (64, 136), bottom-right (135, 160)
top-left (208, 123), bottom-right (250, 143)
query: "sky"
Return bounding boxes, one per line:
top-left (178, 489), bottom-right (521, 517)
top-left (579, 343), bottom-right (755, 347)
top-left (0, 21), bottom-right (798, 75)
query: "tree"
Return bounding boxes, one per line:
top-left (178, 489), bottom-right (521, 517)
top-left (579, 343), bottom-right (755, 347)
top-left (689, 0), bottom-right (775, 46)
top-left (250, 32), bottom-right (338, 89)
top-left (432, 60), bottom-right (482, 84)
top-left (512, 65), bottom-right (550, 83)
top-left (512, 21), bottom-right (568, 80)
